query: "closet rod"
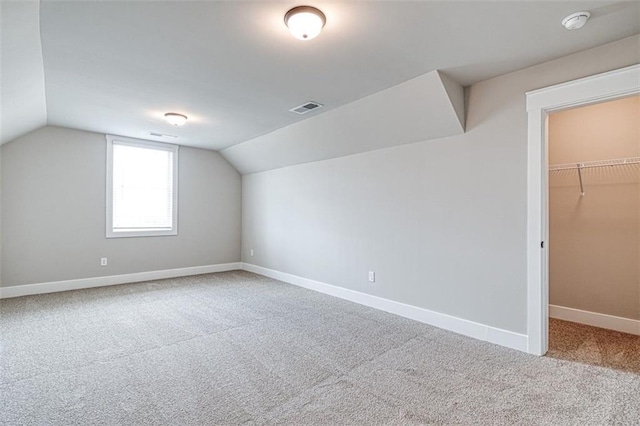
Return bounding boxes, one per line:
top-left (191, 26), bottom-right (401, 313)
top-left (549, 156), bottom-right (640, 172)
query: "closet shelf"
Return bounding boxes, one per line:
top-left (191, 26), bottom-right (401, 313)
top-left (549, 156), bottom-right (640, 171)
top-left (548, 156), bottom-right (640, 196)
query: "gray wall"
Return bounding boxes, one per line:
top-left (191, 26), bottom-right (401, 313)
top-left (549, 96), bottom-right (639, 320)
top-left (242, 36), bottom-right (640, 334)
top-left (1, 126), bottom-right (241, 286)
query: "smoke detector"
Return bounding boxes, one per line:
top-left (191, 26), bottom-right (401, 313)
top-left (562, 11), bottom-right (590, 30)
top-left (289, 101), bottom-right (323, 115)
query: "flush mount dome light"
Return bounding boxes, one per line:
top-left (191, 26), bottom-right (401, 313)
top-left (562, 11), bottom-right (590, 30)
top-left (284, 6), bottom-right (326, 40)
top-left (164, 112), bottom-right (188, 126)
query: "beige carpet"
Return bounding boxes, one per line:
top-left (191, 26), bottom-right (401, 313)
top-left (1, 271), bottom-right (639, 425)
top-left (548, 317), bottom-right (640, 374)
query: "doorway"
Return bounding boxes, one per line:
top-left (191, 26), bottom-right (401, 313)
top-left (525, 64), bottom-right (640, 356)
top-left (545, 96), bottom-right (639, 372)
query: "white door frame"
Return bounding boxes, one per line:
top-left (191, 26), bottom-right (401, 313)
top-left (525, 64), bottom-right (640, 356)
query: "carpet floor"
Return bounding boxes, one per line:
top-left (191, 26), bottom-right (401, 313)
top-left (1, 271), bottom-right (638, 425)
top-left (548, 318), bottom-right (640, 374)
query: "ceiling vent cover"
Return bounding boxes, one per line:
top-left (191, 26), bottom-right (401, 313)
top-left (290, 101), bottom-right (323, 114)
top-left (149, 132), bottom-right (177, 138)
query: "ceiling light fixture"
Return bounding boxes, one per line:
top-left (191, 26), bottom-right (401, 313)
top-left (164, 112), bottom-right (188, 126)
top-left (561, 11), bottom-right (590, 30)
top-left (284, 6), bottom-right (326, 40)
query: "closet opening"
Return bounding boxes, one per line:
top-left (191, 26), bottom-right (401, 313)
top-left (545, 95), bottom-right (640, 372)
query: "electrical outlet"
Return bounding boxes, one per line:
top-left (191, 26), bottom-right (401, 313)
top-left (100, 257), bottom-right (108, 267)
top-left (250, 249), bottom-right (254, 257)
top-left (368, 271), bottom-right (375, 283)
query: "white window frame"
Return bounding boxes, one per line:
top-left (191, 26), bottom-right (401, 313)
top-left (106, 134), bottom-right (179, 238)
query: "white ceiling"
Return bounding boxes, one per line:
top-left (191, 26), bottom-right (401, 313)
top-left (223, 70), bottom-right (467, 174)
top-left (0, 1), bottom-right (47, 144)
top-left (2, 1), bottom-right (639, 156)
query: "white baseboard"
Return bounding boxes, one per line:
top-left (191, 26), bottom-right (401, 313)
top-left (0, 261), bottom-right (530, 353)
top-left (0, 262), bottom-right (243, 299)
top-left (242, 263), bottom-right (528, 353)
top-left (550, 304), bottom-right (640, 336)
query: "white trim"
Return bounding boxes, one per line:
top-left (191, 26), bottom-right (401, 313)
top-left (550, 305), bottom-right (640, 336)
top-left (0, 263), bottom-right (242, 299)
top-left (242, 263), bottom-right (528, 352)
top-left (526, 64), bottom-right (640, 356)
top-left (105, 134), bottom-right (179, 239)
top-left (526, 107), bottom-right (548, 356)
top-left (1, 260), bottom-right (529, 351)
top-left (526, 64), bottom-right (640, 112)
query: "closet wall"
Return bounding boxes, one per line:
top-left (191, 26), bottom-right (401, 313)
top-left (548, 95), bottom-right (640, 321)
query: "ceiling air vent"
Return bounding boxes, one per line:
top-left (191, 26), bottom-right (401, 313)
top-left (290, 101), bottom-right (323, 115)
top-left (149, 132), bottom-right (177, 138)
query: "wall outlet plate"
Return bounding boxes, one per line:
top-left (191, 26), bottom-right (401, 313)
top-left (368, 271), bottom-right (375, 282)
top-left (100, 258), bottom-right (108, 266)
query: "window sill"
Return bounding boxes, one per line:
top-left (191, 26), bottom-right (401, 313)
top-left (106, 229), bottom-right (178, 238)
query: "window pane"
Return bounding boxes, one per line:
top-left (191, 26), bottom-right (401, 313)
top-left (112, 143), bottom-right (174, 231)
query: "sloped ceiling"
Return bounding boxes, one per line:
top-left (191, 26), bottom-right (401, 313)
top-left (2, 1), bottom-right (639, 173)
top-left (0, 1), bottom-right (47, 145)
top-left (222, 70), bottom-right (465, 174)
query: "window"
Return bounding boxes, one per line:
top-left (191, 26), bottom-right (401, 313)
top-left (106, 135), bottom-right (178, 238)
